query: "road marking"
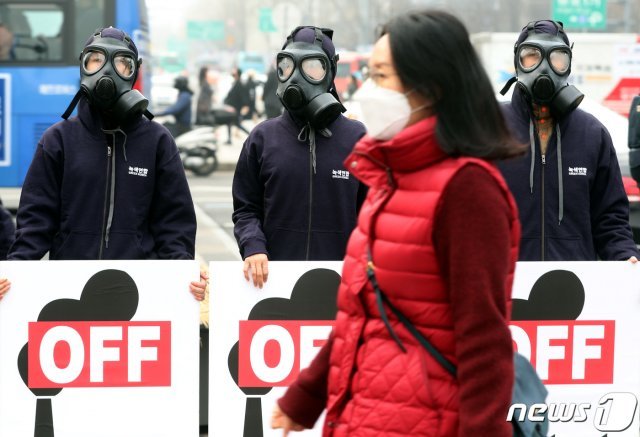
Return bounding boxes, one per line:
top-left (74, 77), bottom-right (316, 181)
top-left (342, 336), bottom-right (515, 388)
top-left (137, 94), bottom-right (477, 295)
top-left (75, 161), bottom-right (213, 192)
top-left (189, 186), bottom-right (232, 193)
top-left (194, 203), bottom-right (241, 261)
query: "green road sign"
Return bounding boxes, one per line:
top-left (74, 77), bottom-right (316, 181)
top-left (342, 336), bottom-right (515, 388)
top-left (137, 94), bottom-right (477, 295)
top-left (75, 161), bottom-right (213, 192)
top-left (259, 8), bottom-right (277, 33)
top-left (187, 21), bottom-right (225, 41)
top-left (552, 0), bottom-right (607, 30)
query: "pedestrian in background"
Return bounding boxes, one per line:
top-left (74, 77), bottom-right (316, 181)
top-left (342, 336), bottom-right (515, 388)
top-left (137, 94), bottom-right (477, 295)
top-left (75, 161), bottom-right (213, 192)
top-left (498, 20), bottom-right (639, 262)
top-left (262, 64), bottom-right (283, 119)
top-left (232, 26), bottom-right (366, 288)
top-left (5, 27), bottom-right (206, 301)
top-left (196, 66), bottom-right (214, 125)
top-left (345, 73), bottom-right (359, 100)
top-left (0, 23), bottom-right (13, 60)
top-left (157, 75), bottom-right (193, 138)
top-left (245, 69), bottom-right (258, 121)
top-left (223, 67), bottom-right (251, 144)
top-left (271, 10), bottom-right (522, 436)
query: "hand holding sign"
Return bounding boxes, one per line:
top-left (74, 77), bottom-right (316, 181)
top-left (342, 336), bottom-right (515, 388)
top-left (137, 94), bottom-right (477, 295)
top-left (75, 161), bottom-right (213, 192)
top-left (271, 404), bottom-right (304, 435)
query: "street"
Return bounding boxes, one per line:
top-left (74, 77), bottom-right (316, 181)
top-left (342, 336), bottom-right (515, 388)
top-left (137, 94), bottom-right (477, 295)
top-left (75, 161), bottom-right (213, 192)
top-left (188, 170), bottom-right (240, 262)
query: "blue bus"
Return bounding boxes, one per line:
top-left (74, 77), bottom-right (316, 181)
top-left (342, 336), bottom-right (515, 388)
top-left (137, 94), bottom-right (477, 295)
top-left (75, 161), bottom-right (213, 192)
top-left (0, 0), bottom-right (150, 187)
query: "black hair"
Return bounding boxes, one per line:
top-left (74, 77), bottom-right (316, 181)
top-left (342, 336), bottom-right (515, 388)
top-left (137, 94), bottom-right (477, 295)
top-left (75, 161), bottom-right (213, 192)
top-left (382, 10), bottom-right (524, 159)
top-left (198, 66), bottom-right (208, 84)
top-left (174, 76), bottom-right (192, 93)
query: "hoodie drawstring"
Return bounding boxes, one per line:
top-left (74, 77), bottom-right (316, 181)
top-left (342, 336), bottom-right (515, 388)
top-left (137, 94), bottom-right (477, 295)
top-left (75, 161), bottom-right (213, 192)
top-left (556, 123), bottom-right (563, 224)
top-left (529, 119), bottom-right (535, 194)
top-left (528, 119), bottom-right (564, 225)
top-left (101, 128), bottom-right (128, 249)
top-left (298, 124), bottom-right (317, 174)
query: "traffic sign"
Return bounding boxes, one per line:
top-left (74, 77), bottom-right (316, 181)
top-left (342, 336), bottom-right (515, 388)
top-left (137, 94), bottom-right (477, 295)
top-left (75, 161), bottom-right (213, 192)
top-left (187, 21), bottom-right (225, 41)
top-left (259, 8), bottom-right (277, 33)
top-left (552, 0), bottom-right (607, 30)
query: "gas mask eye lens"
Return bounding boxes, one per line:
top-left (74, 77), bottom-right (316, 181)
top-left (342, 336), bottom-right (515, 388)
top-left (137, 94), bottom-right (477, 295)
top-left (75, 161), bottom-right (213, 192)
top-left (114, 54), bottom-right (136, 79)
top-left (301, 58), bottom-right (326, 81)
top-left (519, 46), bottom-right (542, 71)
top-left (83, 50), bottom-right (106, 74)
top-left (549, 49), bottom-right (570, 75)
top-left (277, 56), bottom-right (295, 81)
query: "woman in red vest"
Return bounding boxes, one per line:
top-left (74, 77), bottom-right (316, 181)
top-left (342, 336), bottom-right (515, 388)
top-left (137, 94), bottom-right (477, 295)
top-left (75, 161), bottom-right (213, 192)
top-left (272, 10), bottom-right (524, 437)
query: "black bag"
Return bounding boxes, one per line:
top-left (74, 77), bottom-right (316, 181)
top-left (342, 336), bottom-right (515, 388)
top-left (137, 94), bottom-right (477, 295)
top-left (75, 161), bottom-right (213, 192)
top-left (366, 256), bottom-right (549, 437)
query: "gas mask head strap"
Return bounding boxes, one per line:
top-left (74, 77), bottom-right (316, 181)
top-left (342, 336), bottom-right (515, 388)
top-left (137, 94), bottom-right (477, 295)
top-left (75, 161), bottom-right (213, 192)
top-left (516, 20), bottom-right (569, 54)
top-left (285, 26), bottom-right (330, 48)
top-left (284, 26), bottom-right (339, 77)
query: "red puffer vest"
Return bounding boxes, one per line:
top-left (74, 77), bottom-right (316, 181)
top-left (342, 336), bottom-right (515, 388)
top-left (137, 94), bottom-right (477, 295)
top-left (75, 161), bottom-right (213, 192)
top-left (323, 117), bottom-right (520, 437)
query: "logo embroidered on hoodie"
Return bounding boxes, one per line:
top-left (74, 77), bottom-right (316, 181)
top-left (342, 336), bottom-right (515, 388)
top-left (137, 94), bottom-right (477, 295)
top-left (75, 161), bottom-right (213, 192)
top-left (332, 170), bottom-right (350, 180)
top-left (568, 167), bottom-right (587, 176)
top-left (129, 166), bottom-right (149, 177)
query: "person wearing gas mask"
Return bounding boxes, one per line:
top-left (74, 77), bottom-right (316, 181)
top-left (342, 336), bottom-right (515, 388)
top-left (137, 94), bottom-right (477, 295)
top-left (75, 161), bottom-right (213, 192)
top-left (232, 26), bottom-right (366, 288)
top-left (499, 20), bottom-right (638, 262)
top-left (7, 27), bottom-right (206, 300)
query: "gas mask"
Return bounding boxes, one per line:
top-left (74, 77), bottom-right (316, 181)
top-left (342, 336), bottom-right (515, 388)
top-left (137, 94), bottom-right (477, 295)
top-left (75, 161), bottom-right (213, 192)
top-left (276, 27), bottom-right (345, 129)
top-left (501, 21), bottom-right (584, 118)
top-left (62, 28), bottom-right (151, 124)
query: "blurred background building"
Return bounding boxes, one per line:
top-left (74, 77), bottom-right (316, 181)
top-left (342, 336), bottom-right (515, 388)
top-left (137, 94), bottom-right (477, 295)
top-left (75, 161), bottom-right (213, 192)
top-left (143, 0), bottom-right (640, 112)
top-left (147, 0), bottom-right (640, 70)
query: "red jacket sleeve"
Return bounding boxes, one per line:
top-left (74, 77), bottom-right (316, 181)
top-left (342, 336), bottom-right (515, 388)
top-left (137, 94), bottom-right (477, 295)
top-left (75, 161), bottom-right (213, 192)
top-left (433, 164), bottom-right (515, 437)
top-left (277, 334), bottom-right (333, 429)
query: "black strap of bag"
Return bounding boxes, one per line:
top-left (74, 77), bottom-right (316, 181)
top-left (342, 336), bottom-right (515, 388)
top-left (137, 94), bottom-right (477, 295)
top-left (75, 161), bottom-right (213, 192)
top-left (366, 249), bottom-right (457, 377)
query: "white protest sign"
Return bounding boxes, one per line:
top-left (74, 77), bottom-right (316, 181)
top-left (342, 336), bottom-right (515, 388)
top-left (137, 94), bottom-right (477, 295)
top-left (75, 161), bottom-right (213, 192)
top-left (0, 260), bottom-right (201, 437)
top-left (510, 262), bottom-right (640, 436)
top-left (209, 261), bottom-right (640, 436)
top-left (209, 261), bottom-right (341, 436)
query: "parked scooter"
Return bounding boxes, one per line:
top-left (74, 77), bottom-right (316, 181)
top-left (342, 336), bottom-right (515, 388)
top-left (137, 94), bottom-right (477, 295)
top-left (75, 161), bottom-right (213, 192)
top-left (174, 105), bottom-right (236, 176)
top-left (156, 115), bottom-right (219, 177)
top-left (174, 126), bottom-right (219, 176)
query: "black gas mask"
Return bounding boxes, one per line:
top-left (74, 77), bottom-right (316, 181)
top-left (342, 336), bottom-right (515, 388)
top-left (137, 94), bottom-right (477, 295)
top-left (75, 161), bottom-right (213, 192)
top-left (276, 27), bottom-right (345, 129)
top-left (501, 21), bottom-right (584, 118)
top-left (62, 28), bottom-right (151, 124)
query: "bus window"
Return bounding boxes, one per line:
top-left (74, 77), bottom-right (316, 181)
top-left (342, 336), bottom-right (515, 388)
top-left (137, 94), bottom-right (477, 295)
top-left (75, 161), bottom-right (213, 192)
top-left (0, 0), bottom-right (146, 188)
top-left (75, 0), bottom-right (106, 56)
top-left (0, 3), bottom-right (65, 62)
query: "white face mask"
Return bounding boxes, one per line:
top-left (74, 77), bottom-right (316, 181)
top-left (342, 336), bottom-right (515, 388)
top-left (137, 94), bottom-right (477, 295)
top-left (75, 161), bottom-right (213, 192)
top-left (353, 78), bottom-right (425, 140)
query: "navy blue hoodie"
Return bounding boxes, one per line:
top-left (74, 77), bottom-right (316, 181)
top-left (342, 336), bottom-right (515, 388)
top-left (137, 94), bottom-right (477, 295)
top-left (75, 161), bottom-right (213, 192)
top-left (232, 111), bottom-right (366, 260)
top-left (8, 97), bottom-right (196, 260)
top-left (498, 88), bottom-right (638, 261)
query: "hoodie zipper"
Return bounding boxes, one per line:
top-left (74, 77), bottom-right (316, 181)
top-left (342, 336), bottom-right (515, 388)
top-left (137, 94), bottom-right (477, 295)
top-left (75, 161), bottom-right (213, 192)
top-left (99, 145), bottom-right (112, 259)
top-left (305, 142), bottom-right (314, 260)
top-left (541, 153), bottom-right (546, 261)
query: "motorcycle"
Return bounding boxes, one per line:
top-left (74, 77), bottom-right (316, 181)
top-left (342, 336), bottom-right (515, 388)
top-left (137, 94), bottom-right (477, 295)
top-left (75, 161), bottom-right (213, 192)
top-left (156, 116), bottom-right (219, 177)
top-left (174, 126), bottom-right (219, 177)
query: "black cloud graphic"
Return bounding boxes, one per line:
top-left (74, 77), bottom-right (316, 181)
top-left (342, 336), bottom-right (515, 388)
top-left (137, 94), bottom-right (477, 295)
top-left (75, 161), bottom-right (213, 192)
top-left (512, 269), bottom-right (585, 321)
top-left (17, 269), bottom-right (139, 437)
top-left (227, 268), bottom-right (340, 437)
